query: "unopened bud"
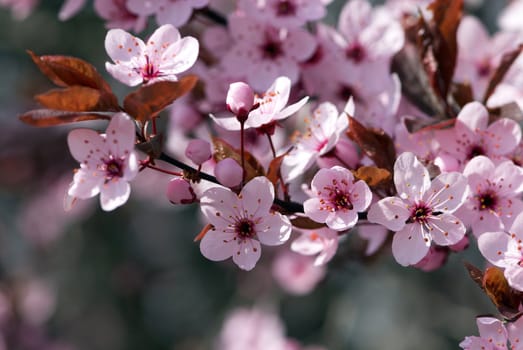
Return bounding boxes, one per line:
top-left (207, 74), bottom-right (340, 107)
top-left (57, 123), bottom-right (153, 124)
top-left (226, 82), bottom-right (255, 123)
top-left (214, 158), bottom-right (243, 188)
top-left (166, 178), bottom-right (197, 204)
top-left (185, 139), bottom-right (212, 165)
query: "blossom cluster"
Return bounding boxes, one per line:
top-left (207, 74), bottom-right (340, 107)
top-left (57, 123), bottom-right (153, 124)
top-left (15, 0), bottom-right (523, 347)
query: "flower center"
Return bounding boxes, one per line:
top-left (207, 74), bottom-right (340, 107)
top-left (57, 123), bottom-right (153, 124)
top-left (261, 40), bottom-right (284, 60)
top-left (275, 0), bottom-right (296, 16)
top-left (331, 189), bottom-right (353, 211)
top-left (476, 60), bottom-right (491, 77)
top-left (345, 42), bottom-right (366, 63)
top-left (103, 157), bottom-right (124, 181)
top-left (235, 219), bottom-right (256, 238)
top-left (467, 145), bottom-right (485, 159)
top-left (407, 203), bottom-right (432, 224)
top-left (139, 55), bottom-right (160, 82)
top-left (478, 191), bottom-right (497, 211)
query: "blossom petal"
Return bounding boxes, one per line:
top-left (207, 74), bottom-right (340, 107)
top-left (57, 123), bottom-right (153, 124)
top-left (105, 62), bottom-right (143, 86)
top-left (105, 28), bottom-right (145, 63)
top-left (200, 186), bottom-right (240, 228)
top-left (325, 209), bottom-right (358, 231)
top-left (200, 228), bottom-right (236, 261)
top-left (391, 223), bottom-right (431, 266)
top-left (428, 213), bottom-right (466, 246)
top-left (394, 152), bottom-right (430, 201)
top-left (484, 118), bottom-right (521, 156)
top-left (477, 231), bottom-right (512, 268)
top-left (162, 36), bottom-right (200, 74)
top-left (240, 177), bottom-right (274, 217)
top-left (303, 197), bottom-right (330, 224)
top-left (68, 168), bottom-right (103, 199)
top-left (106, 113), bottom-right (136, 157)
top-left (67, 129), bottom-right (105, 167)
top-left (350, 180), bottom-right (372, 212)
top-left (99, 179), bottom-right (131, 211)
top-left (367, 196), bottom-right (409, 231)
top-left (425, 172), bottom-right (468, 213)
top-left (505, 265), bottom-right (523, 292)
top-left (455, 101), bottom-right (488, 138)
top-left (232, 239), bottom-right (262, 271)
top-left (256, 212), bottom-right (292, 246)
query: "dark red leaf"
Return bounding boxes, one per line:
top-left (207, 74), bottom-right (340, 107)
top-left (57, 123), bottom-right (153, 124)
top-left (290, 216), bottom-right (326, 230)
top-left (28, 50), bottom-right (113, 93)
top-left (123, 76), bottom-right (198, 123)
top-left (346, 117), bottom-right (396, 172)
top-left (353, 166), bottom-right (391, 188)
top-left (19, 109), bottom-right (112, 127)
top-left (483, 44), bottom-right (523, 103)
top-left (266, 153), bottom-right (288, 187)
top-left (35, 86), bottom-right (119, 112)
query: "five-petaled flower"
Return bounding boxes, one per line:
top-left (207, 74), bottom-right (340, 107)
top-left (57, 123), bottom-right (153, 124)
top-left (367, 152), bottom-right (468, 266)
top-left (105, 24), bottom-right (199, 86)
top-left (304, 166), bottom-right (371, 231)
top-left (67, 113), bottom-right (139, 211)
top-left (199, 176), bottom-right (292, 271)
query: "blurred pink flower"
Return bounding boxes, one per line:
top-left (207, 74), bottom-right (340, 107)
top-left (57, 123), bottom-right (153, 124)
top-left (291, 227), bottom-right (339, 265)
top-left (272, 250), bottom-right (326, 295)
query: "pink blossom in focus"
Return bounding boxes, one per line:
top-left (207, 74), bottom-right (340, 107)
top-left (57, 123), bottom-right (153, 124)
top-left (459, 317), bottom-right (509, 350)
top-left (435, 102), bottom-right (521, 170)
top-left (507, 315), bottom-right (523, 350)
top-left (199, 177), bottom-right (292, 270)
top-left (226, 81), bottom-right (255, 121)
top-left (456, 155), bottom-right (523, 237)
top-left (272, 250), bottom-right (326, 295)
top-left (304, 166), bottom-right (371, 231)
top-left (67, 113), bottom-right (139, 211)
top-left (127, 0), bottom-right (209, 28)
top-left (478, 212), bottom-right (523, 292)
top-left (105, 24), bottom-right (199, 86)
top-left (367, 152), bottom-right (468, 266)
top-left (291, 227), bottom-right (339, 265)
top-left (213, 76), bottom-right (308, 131)
top-left (94, 0), bottom-right (147, 32)
top-left (222, 14), bottom-right (316, 90)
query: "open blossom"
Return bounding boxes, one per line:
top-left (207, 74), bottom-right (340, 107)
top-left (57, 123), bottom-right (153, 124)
top-left (105, 24), bottom-right (199, 86)
top-left (304, 166), bottom-right (371, 231)
top-left (67, 113), bottom-right (139, 211)
top-left (367, 152), bottom-right (468, 266)
top-left (127, 0), bottom-right (209, 28)
top-left (478, 212), bottom-right (523, 292)
top-left (212, 76), bottom-right (309, 131)
top-left (457, 155), bottom-right (523, 237)
top-left (199, 177), bottom-right (292, 271)
top-left (435, 102), bottom-right (521, 170)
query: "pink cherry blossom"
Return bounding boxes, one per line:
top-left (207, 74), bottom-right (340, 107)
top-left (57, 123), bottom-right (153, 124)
top-left (507, 315), bottom-right (523, 350)
top-left (226, 81), bottom-right (255, 121)
top-left (199, 176), bottom-right (292, 270)
top-left (67, 113), bottom-right (139, 211)
top-left (166, 177), bottom-right (196, 204)
top-left (291, 227), bottom-right (339, 265)
top-left (304, 166), bottom-right (371, 231)
top-left (456, 155), bottom-right (523, 237)
top-left (272, 250), bottom-right (326, 295)
top-left (459, 317), bottom-right (509, 350)
top-left (105, 24), bottom-right (199, 86)
top-left (435, 102), bottom-right (522, 170)
top-left (127, 0), bottom-right (209, 28)
top-left (212, 76), bottom-right (308, 131)
top-left (367, 152), bottom-right (468, 266)
top-left (281, 99), bottom-right (353, 182)
top-left (222, 13), bottom-right (316, 90)
top-left (238, 0), bottom-right (330, 28)
top-left (477, 212), bottom-right (523, 292)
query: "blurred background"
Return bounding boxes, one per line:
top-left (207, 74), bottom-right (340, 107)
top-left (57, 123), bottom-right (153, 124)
top-left (0, 0), bottom-right (511, 349)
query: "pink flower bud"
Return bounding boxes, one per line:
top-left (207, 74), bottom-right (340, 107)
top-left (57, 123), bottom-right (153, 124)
top-left (214, 158), bottom-right (243, 188)
top-left (413, 246), bottom-right (448, 272)
top-left (166, 178), bottom-right (197, 204)
top-left (449, 235), bottom-right (469, 252)
top-left (226, 82), bottom-right (255, 123)
top-left (185, 139), bottom-right (212, 165)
